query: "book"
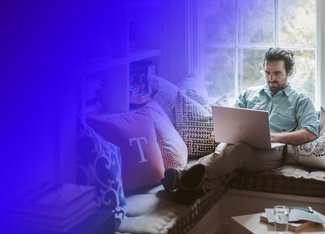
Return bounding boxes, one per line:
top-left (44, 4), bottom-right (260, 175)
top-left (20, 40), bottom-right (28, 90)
top-left (1, 181), bottom-right (96, 218)
top-left (2, 201), bottom-right (97, 232)
top-left (264, 207), bottom-right (325, 224)
top-left (129, 61), bottom-right (156, 104)
top-left (0, 182), bottom-right (97, 232)
top-left (260, 208), bottom-right (325, 232)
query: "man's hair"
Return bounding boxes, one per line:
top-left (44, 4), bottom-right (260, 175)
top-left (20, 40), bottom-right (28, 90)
top-left (264, 48), bottom-right (295, 75)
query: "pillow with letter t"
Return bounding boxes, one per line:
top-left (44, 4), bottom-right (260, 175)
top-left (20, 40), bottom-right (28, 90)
top-left (87, 112), bottom-right (165, 193)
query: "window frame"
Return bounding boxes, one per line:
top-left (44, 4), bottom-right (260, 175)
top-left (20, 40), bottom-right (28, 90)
top-left (192, 0), bottom-right (322, 109)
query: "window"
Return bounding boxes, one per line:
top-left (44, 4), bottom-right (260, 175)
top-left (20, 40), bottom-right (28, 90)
top-left (199, 0), bottom-right (318, 105)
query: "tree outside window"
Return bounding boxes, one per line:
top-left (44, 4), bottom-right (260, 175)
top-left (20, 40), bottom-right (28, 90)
top-left (201, 0), bottom-right (317, 104)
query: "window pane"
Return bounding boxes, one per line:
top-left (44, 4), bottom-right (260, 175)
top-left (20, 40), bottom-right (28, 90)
top-left (239, 49), bottom-right (267, 90)
top-left (290, 50), bottom-right (316, 103)
top-left (201, 0), bottom-right (317, 105)
top-left (204, 0), bottom-right (235, 45)
top-left (237, 0), bottom-right (275, 45)
top-left (278, 0), bottom-right (316, 47)
top-left (204, 48), bottom-right (235, 97)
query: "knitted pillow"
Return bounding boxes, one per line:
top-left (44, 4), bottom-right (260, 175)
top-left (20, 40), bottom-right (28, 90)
top-left (77, 119), bottom-right (126, 230)
top-left (175, 90), bottom-right (218, 158)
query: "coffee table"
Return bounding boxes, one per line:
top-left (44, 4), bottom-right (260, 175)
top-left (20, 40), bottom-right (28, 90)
top-left (230, 212), bottom-right (325, 234)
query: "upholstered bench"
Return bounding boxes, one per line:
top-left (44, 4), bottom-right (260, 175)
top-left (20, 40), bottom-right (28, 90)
top-left (117, 183), bottom-right (227, 234)
top-left (80, 74), bottom-right (325, 233)
top-left (116, 164), bottom-right (325, 234)
top-left (231, 165), bottom-right (325, 196)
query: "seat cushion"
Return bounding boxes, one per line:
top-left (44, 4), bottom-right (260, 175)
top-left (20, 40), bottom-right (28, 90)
top-left (230, 165), bottom-right (325, 196)
top-left (117, 184), bottom-right (227, 234)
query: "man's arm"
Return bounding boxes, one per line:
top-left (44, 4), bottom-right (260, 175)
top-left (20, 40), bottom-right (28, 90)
top-left (271, 128), bottom-right (317, 145)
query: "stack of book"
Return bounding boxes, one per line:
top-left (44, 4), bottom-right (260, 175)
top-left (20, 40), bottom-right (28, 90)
top-left (129, 61), bottom-right (156, 105)
top-left (0, 181), bottom-right (97, 233)
top-left (260, 207), bottom-right (325, 232)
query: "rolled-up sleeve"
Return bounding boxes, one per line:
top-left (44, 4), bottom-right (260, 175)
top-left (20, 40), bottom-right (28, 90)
top-left (296, 95), bottom-right (319, 137)
top-left (235, 89), bottom-right (248, 108)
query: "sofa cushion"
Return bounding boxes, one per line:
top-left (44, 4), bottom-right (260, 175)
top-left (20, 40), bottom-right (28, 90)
top-left (230, 165), bottom-right (325, 196)
top-left (175, 90), bottom-right (217, 158)
top-left (117, 184), bottom-right (227, 234)
top-left (77, 119), bottom-right (127, 230)
top-left (87, 112), bottom-right (165, 193)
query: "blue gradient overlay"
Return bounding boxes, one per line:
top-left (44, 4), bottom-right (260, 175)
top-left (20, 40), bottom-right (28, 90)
top-left (0, 0), bottom-right (237, 233)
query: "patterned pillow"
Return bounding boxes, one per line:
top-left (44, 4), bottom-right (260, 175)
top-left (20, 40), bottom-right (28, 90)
top-left (177, 72), bottom-right (209, 100)
top-left (86, 111), bottom-right (165, 193)
top-left (77, 119), bottom-right (127, 230)
top-left (145, 100), bottom-right (188, 169)
top-left (149, 74), bottom-right (179, 126)
top-left (285, 133), bottom-right (325, 169)
top-left (284, 106), bottom-right (325, 169)
top-left (175, 90), bottom-right (218, 158)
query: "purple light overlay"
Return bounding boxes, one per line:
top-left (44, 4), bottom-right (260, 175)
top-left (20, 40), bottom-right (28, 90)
top-left (0, 0), bottom-right (238, 233)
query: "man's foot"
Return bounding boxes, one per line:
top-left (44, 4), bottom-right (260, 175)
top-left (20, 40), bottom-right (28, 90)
top-left (174, 164), bottom-right (205, 205)
top-left (161, 164), bottom-right (206, 204)
top-left (161, 167), bottom-right (184, 192)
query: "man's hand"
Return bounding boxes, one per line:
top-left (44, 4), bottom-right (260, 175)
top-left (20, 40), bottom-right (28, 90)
top-left (271, 129), bottom-right (317, 145)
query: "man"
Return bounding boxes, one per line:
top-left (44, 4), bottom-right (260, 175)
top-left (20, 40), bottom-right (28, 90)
top-left (161, 48), bottom-right (319, 204)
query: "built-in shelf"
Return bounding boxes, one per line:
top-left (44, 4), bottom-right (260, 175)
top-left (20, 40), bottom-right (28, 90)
top-left (82, 0), bottom-right (161, 114)
top-left (128, 49), bottom-right (160, 63)
top-left (84, 49), bottom-right (160, 74)
top-left (84, 56), bottom-right (127, 73)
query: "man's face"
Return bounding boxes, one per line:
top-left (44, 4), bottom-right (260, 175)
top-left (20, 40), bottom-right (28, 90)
top-left (263, 60), bottom-right (290, 95)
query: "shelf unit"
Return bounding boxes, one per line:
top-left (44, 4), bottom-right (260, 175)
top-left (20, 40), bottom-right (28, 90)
top-left (81, 0), bottom-right (161, 115)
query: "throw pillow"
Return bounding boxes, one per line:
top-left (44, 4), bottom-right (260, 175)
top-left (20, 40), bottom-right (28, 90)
top-left (285, 133), bottom-right (325, 169)
top-left (284, 106), bottom-right (325, 169)
top-left (77, 118), bottom-right (127, 230)
top-left (177, 72), bottom-right (209, 100)
top-left (144, 100), bottom-right (188, 169)
top-left (148, 74), bottom-right (179, 126)
top-left (214, 95), bottom-right (230, 107)
top-left (86, 112), bottom-right (165, 193)
top-left (175, 90), bottom-right (218, 158)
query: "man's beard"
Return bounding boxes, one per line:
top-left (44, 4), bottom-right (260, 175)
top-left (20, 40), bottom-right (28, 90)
top-left (268, 82), bottom-right (286, 95)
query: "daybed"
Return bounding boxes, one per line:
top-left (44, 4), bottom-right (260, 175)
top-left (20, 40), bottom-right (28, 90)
top-left (78, 74), bottom-right (325, 234)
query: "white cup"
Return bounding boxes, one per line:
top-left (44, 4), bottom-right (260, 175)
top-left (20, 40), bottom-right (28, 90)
top-left (274, 205), bottom-right (290, 234)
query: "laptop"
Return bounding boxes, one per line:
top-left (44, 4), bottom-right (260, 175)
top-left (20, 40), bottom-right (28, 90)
top-left (211, 105), bottom-right (285, 150)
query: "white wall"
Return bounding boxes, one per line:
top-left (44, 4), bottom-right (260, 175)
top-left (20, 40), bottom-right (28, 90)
top-left (0, 2), bottom-right (81, 187)
top-left (160, 0), bottom-right (191, 84)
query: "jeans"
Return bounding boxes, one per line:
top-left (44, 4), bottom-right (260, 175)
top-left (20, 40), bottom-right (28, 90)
top-left (198, 143), bottom-right (284, 191)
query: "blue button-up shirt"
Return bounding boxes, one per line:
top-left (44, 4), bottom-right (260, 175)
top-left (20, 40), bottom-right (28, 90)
top-left (235, 84), bottom-right (319, 137)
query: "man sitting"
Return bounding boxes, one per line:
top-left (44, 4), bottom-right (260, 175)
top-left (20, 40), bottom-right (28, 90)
top-left (161, 48), bottom-right (319, 204)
